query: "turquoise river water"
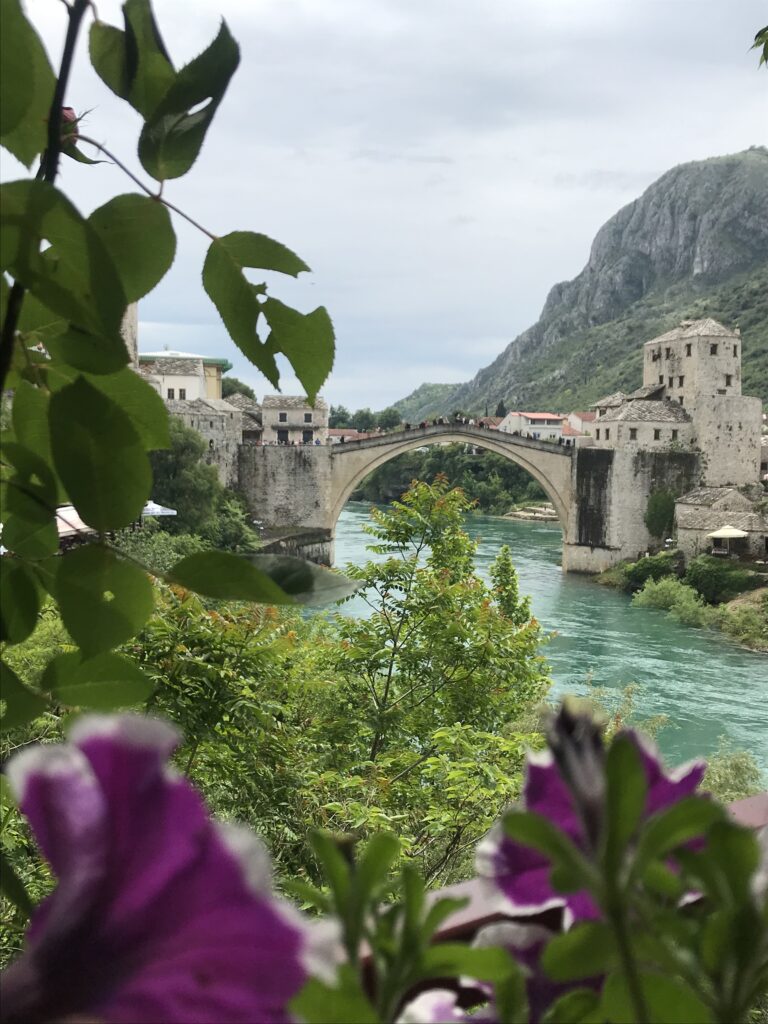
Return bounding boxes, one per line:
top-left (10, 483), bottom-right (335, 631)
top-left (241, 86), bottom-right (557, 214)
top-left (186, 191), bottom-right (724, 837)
top-left (335, 502), bottom-right (767, 772)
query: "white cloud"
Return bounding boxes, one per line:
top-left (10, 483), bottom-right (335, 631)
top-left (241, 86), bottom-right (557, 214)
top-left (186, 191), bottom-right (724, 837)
top-left (9, 0), bottom-right (767, 409)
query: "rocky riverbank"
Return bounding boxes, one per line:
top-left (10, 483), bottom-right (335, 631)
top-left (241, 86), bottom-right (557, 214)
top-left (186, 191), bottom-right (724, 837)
top-left (503, 502), bottom-right (558, 522)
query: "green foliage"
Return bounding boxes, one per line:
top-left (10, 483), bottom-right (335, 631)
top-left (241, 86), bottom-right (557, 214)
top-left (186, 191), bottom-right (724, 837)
top-left (703, 737), bottom-right (765, 804)
top-left (718, 592), bottom-right (768, 652)
top-left (112, 524), bottom-right (209, 574)
top-left (632, 577), bottom-right (718, 628)
top-left (644, 489), bottom-right (676, 540)
top-left (0, 0), bottom-right (345, 756)
top-left (221, 376), bottom-right (255, 400)
top-left (376, 406), bottom-right (402, 430)
top-left (329, 404), bottom-right (352, 428)
top-left (352, 407), bottom-right (375, 432)
top-left (684, 555), bottom-right (760, 605)
top-left (621, 550), bottom-right (681, 592)
top-left (495, 399), bottom-right (507, 417)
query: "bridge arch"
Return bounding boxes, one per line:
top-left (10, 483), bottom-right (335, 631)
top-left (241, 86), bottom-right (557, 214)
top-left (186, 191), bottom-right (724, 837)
top-left (328, 426), bottom-right (573, 536)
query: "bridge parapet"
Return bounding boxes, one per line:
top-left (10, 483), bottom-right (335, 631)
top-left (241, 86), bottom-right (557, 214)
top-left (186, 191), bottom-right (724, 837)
top-left (333, 423), bottom-right (575, 457)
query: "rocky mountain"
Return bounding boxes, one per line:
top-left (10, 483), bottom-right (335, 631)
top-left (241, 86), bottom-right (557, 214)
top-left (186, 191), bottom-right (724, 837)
top-left (396, 148), bottom-right (768, 420)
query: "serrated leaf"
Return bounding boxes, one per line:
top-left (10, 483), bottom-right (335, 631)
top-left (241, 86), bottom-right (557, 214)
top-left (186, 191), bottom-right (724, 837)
top-left (0, 0), bottom-right (55, 167)
top-left (56, 544), bottom-right (154, 655)
top-left (138, 20), bottom-right (239, 180)
top-left (0, 557), bottom-right (41, 644)
top-left (1, 180), bottom-right (126, 338)
top-left (88, 194), bottom-right (176, 302)
top-left (245, 554), bottom-right (358, 605)
top-left (88, 21), bottom-right (131, 100)
top-left (84, 368), bottom-right (169, 451)
top-left (261, 298), bottom-right (335, 403)
top-left (0, 659), bottom-right (47, 732)
top-left (40, 650), bottom-right (153, 709)
top-left (49, 377), bottom-right (151, 530)
top-left (47, 325), bottom-right (129, 375)
top-left (541, 922), bottom-right (615, 982)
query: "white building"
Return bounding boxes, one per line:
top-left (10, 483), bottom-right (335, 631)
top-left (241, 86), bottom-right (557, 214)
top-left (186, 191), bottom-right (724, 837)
top-left (498, 411), bottom-right (564, 441)
top-left (138, 351), bottom-right (233, 401)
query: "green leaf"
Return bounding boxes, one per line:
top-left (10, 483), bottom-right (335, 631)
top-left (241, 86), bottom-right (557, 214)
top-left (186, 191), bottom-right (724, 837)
top-left (11, 379), bottom-right (51, 467)
top-left (88, 194), bottom-right (176, 302)
top-left (0, 441), bottom-right (58, 558)
top-left (166, 551), bottom-right (295, 604)
top-left (89, 0), bottom-right (175, 117)
top-left (503, 811), bottom-right (596, 888)
top-left (1, 180), bottom-right (126, 337)
top-left (541, 922), bottom-right (616, 982)
top-left (262, 297), bottom-right (335, 403)
top-left (0, 0), bottom-right (55, 167)
top-left (210, 231), bottom-right (310, 278)
top-left (541, 989), bottom-right (602, 1024)
top-left (0, 659), bottom-right (47, 732)
top-left (355, 832), bottom-right (400, 902)
top-left (84, 368), bottom-right (169, 451)
top-left (0, 848), bottom-right (34, 917)
top-left (421, 896), bottom-right (469, 940)
top-left (245, 554), bottom-right (359, 605)
top-left (705, 822), bottom-right (760, 904)
top-left (604, 734), bottom-right (647, 870)
top-left (601, 971), bottom-right (713, 1024)
top-left (138, 20), bottom-right (239, 180)
top-left (634, 797), bottom-right (724, 874)
top-left (49, 377), bottom-right (152, 530)
top-left (16, 291), bottom-right (68, 345)
top-left (290, 967), bottom-right (379, 1024)
top-left (422, 943), bottom-right (516, 984)
top-left (40, 650), bottom-right (153, 709)
top-left (0, 557), bottom-right (41, 644)
top-left (48, 325), bottom-right (129, 375)
top-left (309, 831), bottom-right (352, 911)
top-left (56, 544), bottom-right (154, 655)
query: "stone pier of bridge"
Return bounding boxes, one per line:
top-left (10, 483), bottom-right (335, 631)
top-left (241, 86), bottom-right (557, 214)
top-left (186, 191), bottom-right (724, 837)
top-left (238, 424), bottom-right (702, 571)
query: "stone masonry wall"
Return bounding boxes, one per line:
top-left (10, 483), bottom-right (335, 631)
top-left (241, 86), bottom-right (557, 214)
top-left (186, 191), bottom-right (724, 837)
top-left (238, 445), bottom-right (334, 530)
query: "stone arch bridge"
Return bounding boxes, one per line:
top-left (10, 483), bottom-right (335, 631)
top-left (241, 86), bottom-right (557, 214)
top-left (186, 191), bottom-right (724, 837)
top-left (238, 424), bottom-right (701, 571)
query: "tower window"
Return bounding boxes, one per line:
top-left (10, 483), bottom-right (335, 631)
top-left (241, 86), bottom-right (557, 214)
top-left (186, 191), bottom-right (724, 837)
top-left (710, 343), bottom-right (718, 355)
top-left (668, 376), bottom-right (673, 388)
top-left (167, 388), bottom-right (174, 399)
top-left (678, 376), bottom-right (684, 387)
top-left (658, 374), bottom-right (664, 384)
top-left (604, 428), bottom-right (610, 441)
top-left (279, 412), bottom-right (287, 422)
top-left (685, 343), bottom-right (692, 356)
top-left (304, 412), bottom-right (312, 423)
top-left (629, 428), bottom-right (637, 440)
top-left (725, 374), bottom-right (732, 386)
top-left (653, 429), bottom-right (661, 440)
top-left (665, 347), bottom-right (671, 358)
top-left (595, 428), bottom-right (600, 440)
top-left (733, 344), bottom-right (738, 356)
top-left (179, 388), bottom-right (186, 400)
top-left (671, 429), bottom-right (678, 441)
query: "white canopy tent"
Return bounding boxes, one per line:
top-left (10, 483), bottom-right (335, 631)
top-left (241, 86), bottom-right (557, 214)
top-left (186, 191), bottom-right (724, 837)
top-left (706, 524), bottom-right (749, 555)
top-left (142, 500), bottom-right (178, 517)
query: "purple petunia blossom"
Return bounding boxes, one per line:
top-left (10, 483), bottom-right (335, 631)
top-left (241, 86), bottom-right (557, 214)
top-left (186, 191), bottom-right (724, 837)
top-left (475, 731), bottom-right (706, 925)
top-left (0, 715), bottom-right (342, 1024)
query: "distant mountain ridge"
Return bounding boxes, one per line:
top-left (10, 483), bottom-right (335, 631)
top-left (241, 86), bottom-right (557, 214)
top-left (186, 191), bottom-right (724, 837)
top-left (396, 148), bottom-right (768, 421)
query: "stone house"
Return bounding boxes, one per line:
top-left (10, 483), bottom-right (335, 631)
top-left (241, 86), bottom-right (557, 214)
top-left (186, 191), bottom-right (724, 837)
top-left (498, 411), bottom-right (564, 441)
top-left (592, 392), bottom-right (627, 419)
top-left (223, 392), bottom-right (263, 444)
top-left (592, 397), bottom-right (694, 449)
top-left (566, 411), bottom-right (596, 435)
top-left (675, 487), bottom-right (768, 560)
top-left (261, 395), bottom-right (329, 445)
top-left (138, 351), bottom-right (233, 401)
top-left (166, 398), bottom-right (243, 487)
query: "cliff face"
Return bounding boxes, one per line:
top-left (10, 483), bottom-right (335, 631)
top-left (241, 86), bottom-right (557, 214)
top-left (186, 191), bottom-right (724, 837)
top-left (397, 148), bottom-right (768, 419)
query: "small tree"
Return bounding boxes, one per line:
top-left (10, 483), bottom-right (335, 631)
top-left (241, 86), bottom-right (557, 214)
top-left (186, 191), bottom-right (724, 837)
top-left (495, 398), bottom-right (507, 418)
top-left (352, 407), bottom-right (376, 431)
top-left (222, 376), bottom-right (256, 400)
top-left (644, 488), bottom-right (676, 540)
top-left (376, 406), bottom-right (402, 430)
top-left (329, 404), bottom-right (352, 427)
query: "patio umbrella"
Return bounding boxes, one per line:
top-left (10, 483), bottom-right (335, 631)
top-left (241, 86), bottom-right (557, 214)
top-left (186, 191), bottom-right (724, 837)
top-left (142, 500), bottom-right (178, 517)
top-left (706, 524), bottom-right (748, 555)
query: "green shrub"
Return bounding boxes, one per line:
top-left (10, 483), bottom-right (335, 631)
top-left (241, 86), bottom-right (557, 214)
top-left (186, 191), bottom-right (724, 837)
top-left (703, 737), bottom-right (766, 803)
top-left (718, 599), bottom-right (768, 651)
top-left (684, 555), bottom-right (760, 604)
top-left (644, 489), bottom-right (676, 539)
top-left (621, 550), bottom-right (682, 592)
top-left (632, 578), bottom-right (717, 628)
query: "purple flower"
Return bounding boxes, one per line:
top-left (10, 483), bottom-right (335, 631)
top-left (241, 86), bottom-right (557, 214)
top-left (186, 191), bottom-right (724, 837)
top-left (475, 730), bottom-right (705, 925)
top-left (396, 989), bottom-right (495, 1023)
top-left (1, 715), bottom-right (342, 1024)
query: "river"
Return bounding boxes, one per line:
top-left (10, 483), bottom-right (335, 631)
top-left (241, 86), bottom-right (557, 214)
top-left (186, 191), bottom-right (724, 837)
top-left (335, 502), bottom-right (768, 771)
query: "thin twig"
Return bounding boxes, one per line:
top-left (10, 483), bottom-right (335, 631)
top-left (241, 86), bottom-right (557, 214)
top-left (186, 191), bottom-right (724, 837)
top-left (76, 135), bottom-right (218, 241)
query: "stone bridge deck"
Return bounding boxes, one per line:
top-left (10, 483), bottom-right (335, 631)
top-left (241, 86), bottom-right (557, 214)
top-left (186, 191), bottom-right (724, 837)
top-left (333, 423), bottom-right (575, 457)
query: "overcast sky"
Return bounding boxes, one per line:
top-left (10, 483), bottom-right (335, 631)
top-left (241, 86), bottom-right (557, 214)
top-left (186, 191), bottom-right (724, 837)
top-left (12, 0), bottom-right (768, 408)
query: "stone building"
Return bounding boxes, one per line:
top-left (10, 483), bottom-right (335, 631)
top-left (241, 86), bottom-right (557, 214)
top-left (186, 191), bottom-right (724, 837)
top-left (592, 396), bottom-right (694, 449)
top-left (165, 398), bottom-right (243, 487)
top-left (261, 395), bottom-right (329, 445)
top-left (224, 391), bottom-right (263, 444)
top-left (675, 487), bottom-right (767, 560)
top-left (138, 351), bottom-right (233, 401)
